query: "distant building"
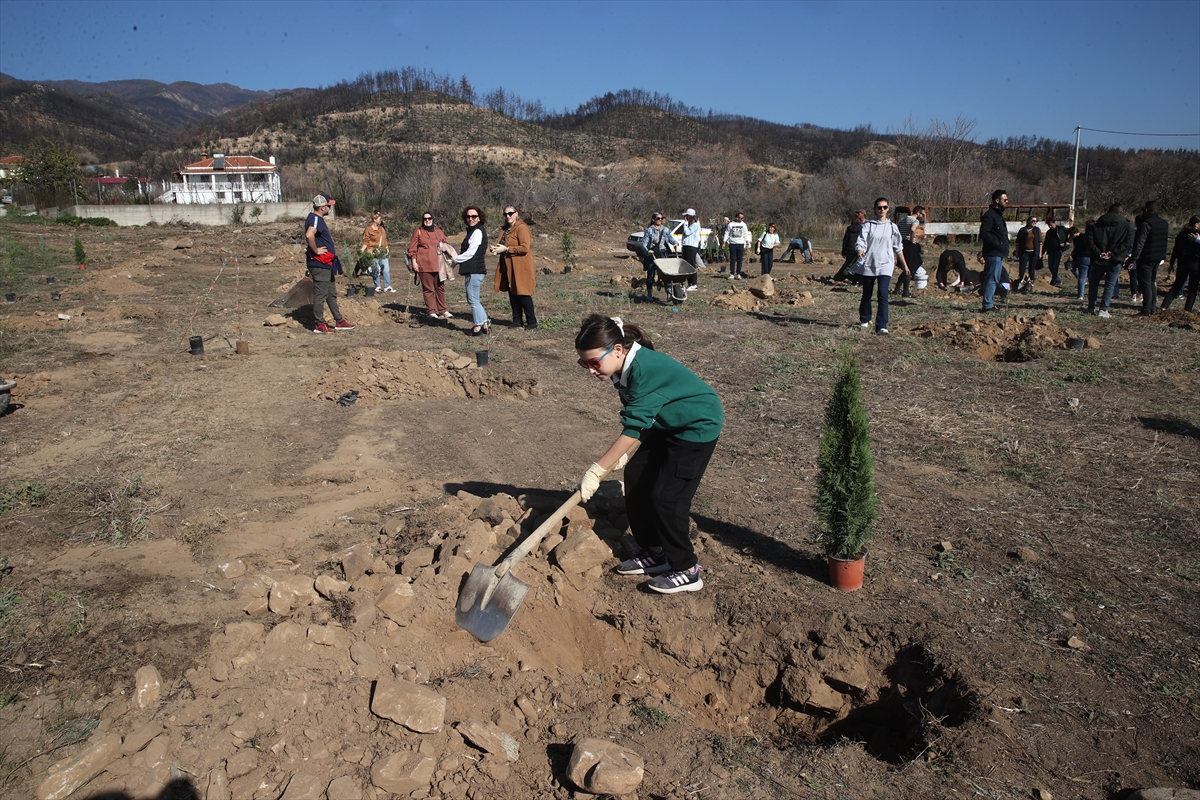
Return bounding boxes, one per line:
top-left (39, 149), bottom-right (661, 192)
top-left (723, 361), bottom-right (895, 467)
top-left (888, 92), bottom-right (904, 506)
top-left (159, 154), bottom-right (281, 205)
top-left (85, 169), bottom-right (151, 201)
top-left (0, 155), bottom-right (24, 182)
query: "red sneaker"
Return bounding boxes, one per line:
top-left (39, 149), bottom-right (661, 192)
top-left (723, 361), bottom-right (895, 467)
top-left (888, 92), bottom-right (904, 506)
top-left (335, 320), bottom-right (356, 331)
top-left (313, 323), bottom-right (334, 334)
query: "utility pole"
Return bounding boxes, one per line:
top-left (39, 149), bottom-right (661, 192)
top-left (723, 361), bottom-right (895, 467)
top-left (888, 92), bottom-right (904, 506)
top-left (1070, 126), bottom-right (1081, 225)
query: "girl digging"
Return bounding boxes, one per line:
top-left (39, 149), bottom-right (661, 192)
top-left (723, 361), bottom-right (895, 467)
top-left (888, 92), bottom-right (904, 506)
top-left (575, 315), bottom-right (723, 594)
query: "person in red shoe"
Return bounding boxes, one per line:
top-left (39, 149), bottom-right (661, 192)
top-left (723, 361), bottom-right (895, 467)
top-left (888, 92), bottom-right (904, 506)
top-left (305, 194), bottom-right (354, 333)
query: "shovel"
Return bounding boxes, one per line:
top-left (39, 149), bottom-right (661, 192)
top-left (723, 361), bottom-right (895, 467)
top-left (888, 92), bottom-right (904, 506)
top-left (456, 444), bottom-right (638, 642)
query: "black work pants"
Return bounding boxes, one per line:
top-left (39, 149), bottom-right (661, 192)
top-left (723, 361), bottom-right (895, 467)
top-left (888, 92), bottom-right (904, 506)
top-left (508, 293), bottom-right (536, 328)
top-left (1137, 261), bottom-right (1159, 315)
top-left (624, 433), bottom-right (718, 573)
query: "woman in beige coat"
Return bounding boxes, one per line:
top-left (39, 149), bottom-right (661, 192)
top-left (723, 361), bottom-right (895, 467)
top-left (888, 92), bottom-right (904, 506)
top-left (408, 211), bottom-right (450, 319)
top-left (493, 205), bottom-right (536, 329)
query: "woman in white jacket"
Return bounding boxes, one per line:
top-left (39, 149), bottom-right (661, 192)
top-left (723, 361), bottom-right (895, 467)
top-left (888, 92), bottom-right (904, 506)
top-left (853, 197), bottom-right (908, 335)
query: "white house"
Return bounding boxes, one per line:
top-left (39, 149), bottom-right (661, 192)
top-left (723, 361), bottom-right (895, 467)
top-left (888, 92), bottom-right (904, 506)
top-left (159, 154), bottom-right (281, 205)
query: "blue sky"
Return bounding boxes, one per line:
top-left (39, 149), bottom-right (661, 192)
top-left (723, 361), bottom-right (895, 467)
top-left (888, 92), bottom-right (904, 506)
top-left (2, 0), bottom-right (1197, 152)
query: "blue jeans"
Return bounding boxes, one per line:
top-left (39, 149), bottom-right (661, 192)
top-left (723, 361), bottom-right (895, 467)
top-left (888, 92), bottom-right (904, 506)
top-left (858, 274), bottom-right (891, 330)
top-left (464, 273), bottom-right (487, 326)
top-left (374, 257), bottom-right (391, 290)
top-left (779, 239), bottom-right (812, 262)
top-left (981, 256), bottom-right (1005, 310)
top-left (1088, 261), bottom-right (1122, 312)
top-left (1075, 257), bottom-right (1090, 298)
top-left (729, 243), bottom-right (745, 275)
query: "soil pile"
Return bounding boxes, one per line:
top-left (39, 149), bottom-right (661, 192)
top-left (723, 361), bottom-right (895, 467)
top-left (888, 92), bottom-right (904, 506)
top-left (25, 487), bottom-right (983, 800)
top-left (1146, 308), bottom-right (1200, 330)
top-left (907, 310), bottom-right (1074, 361)
top-left (309, 348), bottom-right (495, 402)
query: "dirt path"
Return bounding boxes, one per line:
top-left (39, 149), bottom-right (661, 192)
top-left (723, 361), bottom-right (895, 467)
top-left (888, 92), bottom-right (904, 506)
top-left (1, 219), bottom-right (1198, 799)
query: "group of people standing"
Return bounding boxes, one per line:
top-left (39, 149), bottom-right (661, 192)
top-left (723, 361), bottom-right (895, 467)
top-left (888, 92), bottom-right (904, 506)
top-left (304, 195), bottom-right (541, 336)
top-left (978, 191), bottom-right (1199, 317)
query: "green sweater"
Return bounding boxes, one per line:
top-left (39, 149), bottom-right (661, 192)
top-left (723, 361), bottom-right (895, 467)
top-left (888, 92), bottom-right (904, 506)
top-left (614, 344), bottom-right (724, 443)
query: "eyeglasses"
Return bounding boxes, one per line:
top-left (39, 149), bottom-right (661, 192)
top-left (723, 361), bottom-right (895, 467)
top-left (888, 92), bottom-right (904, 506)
top-left (466, 213), bottom-right (479, 219)
top-left (422, 216), bottom-right (433, 221)
top-left (653, 216), bottom-right (663, 221)
top-left (875, 205), bottom-right (889, 210)
top-left (577, 344), bottom-right (616, 370)
top-left (504, 210), bottom-right (517, 217)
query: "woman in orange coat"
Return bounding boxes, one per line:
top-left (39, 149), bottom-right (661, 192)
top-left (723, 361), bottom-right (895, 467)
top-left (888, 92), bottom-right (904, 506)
top-left (408, 211), bottom-right (450, 319)
top-left (493, 205), bottom-right (537, 329)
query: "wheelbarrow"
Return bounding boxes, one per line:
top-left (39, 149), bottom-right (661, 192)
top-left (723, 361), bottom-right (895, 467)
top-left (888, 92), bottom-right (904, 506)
top-left (456, 444), bottom-right (638, 642)
top-left (653, 256), bottom-right (696, 303)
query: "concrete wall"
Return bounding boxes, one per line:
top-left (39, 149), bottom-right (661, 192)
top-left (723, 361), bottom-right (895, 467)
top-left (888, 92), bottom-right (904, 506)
top-left (62, 201), bottom-right (323, 227)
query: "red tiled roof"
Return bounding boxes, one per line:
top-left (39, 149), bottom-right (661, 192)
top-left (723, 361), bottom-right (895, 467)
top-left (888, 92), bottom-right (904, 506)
top-left (181, 155), bottom-right (276, 173)
top-left (0, 156), bottom-right (24, 164)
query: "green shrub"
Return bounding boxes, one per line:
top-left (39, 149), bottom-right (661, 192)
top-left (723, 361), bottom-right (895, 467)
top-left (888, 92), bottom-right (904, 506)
top-left (74, 236), bottom-right (86, 265)
top-left (813, 353), bottom-right (878, 558)
top-left (560, 231), bottom-right (577, 270)
top-left (55, 215), bottom-right (116, 227)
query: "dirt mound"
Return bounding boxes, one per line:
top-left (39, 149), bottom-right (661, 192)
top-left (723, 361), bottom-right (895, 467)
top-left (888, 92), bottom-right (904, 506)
top-left (908, 310), bottom-right (1074, 361)
top-left (83, 272), bottom-right (151, 295)
top-left (1146, 308), bottom-right (1200, 330)
top-left (309, 348), bottom-right (498, 402)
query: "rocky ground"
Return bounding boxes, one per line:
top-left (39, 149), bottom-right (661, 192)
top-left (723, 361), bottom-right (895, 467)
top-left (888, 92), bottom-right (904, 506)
top-left (0, 217), bottom-right (1198, 800)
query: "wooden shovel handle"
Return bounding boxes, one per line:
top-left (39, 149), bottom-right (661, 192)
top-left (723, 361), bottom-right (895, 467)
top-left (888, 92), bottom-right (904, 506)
top-left (494, 441), bottom-right (640, 578)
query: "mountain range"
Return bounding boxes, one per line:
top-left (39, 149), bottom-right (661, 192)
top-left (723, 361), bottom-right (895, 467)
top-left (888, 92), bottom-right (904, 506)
top-left (0, 74), bottom-right (294, 160)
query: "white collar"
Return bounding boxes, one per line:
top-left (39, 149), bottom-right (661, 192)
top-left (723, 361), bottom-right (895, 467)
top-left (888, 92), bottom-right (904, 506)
top-left (612, 341), bottom-right (642, 388)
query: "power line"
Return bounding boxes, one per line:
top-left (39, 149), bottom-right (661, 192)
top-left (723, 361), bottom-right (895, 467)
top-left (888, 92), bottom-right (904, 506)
top-left (1078, 126), bottom-right (1199, 137)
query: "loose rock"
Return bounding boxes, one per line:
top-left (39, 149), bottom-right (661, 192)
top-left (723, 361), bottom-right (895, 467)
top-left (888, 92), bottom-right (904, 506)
top-left (370, 678), bottom-right (446, 733)
top-left (36, 733), bottom-right (122, 800)
top-left (566, 738), bottom-right (645, 796)
top-left (133, 665), bottom-right (163, 709)
top-left (456, 719), bottom-right (519, 761)
top-left (370, 752), bottom-right (436, 795)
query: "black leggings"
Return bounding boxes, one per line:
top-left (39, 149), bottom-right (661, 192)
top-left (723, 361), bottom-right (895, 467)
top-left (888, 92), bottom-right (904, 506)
top-left (508, 293), bottom-right (536, 327)
top-left (624, 433), bottom-right (718, 572)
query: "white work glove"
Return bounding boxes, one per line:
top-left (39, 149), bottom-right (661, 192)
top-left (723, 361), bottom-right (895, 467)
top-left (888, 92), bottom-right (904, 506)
top-left (579, 462), bottom-right (605, 502)
top-left (491, 244), bottom-right (509, 255)
top-left (613, 452), bottom-right (631, 471)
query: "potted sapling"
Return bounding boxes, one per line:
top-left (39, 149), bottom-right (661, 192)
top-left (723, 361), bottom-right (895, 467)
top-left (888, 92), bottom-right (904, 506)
top-left (813, 352), bottom-right (879, 592)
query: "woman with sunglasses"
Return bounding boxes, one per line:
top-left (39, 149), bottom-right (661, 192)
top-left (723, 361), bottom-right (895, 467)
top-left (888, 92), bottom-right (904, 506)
top-left (408, 212), bottom-right (450, 319)
top-left (441, 206), bottom-right (490, 335)
top-left (574, 314), bottom-right (723, 595)
top-left (492, 206), bottom-right (537, 329)
top-left (853, 197), bottom-right (908, 335)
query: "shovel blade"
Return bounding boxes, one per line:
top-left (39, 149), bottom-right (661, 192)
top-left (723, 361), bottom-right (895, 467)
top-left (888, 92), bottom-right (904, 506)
top-left (456, 562), bottom-right (531, 642)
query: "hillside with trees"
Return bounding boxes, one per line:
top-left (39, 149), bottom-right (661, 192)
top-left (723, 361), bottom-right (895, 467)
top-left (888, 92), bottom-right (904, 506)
top-left (4, 66), bottom-right (1197, 235)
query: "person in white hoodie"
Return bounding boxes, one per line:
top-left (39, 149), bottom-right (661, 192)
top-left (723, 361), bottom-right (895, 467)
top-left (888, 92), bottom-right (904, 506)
top-left (853, 197), bottom-right (908, 334)
top-left (724, 212), bottom-right (751, 279)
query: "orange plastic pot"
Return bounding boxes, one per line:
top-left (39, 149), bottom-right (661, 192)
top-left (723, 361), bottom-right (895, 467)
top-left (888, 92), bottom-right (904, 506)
top-left (827, 552), bottom-right (867, 592)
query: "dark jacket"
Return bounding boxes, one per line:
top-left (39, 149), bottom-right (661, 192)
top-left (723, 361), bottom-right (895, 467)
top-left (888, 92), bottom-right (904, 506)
top-left (1016, 225), bottom-right (1041, 255)
top-left (979, 206), bottom-right (1010, 258)
top-left (1089, 212), bottom-right (1134, 266)
top-left (841, 221), bottom-right (862, 258)
top-left (1071, 228), bottom-right (1092, 260)
top-left (1044, 224), bottom-right (1069, 253)
top-left (1130, 213), bottom-right (1169, 266)
top-left (1169, 228), bottom-right (1200, 269)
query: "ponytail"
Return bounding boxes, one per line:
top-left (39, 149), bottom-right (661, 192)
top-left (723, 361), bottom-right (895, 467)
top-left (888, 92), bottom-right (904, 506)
top-left (575, 314), bottom-right (654, 352)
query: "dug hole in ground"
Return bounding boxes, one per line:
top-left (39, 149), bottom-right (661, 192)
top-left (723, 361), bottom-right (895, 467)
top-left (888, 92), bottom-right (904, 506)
top-left (0, 218), bottom-right (1198, 800)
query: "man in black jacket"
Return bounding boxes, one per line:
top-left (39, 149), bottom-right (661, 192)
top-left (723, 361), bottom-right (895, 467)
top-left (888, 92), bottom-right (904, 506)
top-left (1127, 200), bottom-right (1169, 315)
top-left (979, 189), bottom-right (1010, 311)
top-left (833, 209), bottom-right (867, 283)
top-left (1087, 203), bottom-right (1134, 318)
top-left (1043, 217), bottom-right (1069, 287)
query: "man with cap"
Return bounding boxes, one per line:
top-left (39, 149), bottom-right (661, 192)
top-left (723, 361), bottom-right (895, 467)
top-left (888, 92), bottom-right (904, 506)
top-left (306, 194), bottom-right (355, 333)
top-left (680, 208), bottom-right (701, 291)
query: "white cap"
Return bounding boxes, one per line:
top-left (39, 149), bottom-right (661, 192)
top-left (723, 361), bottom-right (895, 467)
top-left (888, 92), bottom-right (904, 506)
top-left (684, 208), bottom-right (696, 217)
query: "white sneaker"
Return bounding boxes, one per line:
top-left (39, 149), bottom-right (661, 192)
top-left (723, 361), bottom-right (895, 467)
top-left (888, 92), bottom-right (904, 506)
top-left (1097, 310), bottom-right (1111, 318)
top-left (727, 273), bottom-right (736, 279)
top-left (383, 286), bottom-right (396, 293)
top-left (442, 312), bottom-right (454, 319)
top-left (686, 285), bottom-right (698, 292)
top-left (858, 322), bottom-right (870, 329)
top-left (877, 328), bottom-right (889, 335)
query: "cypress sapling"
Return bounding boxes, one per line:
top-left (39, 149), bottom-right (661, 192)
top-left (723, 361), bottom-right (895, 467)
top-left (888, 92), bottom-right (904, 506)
top-left (814, 352), bottom-right (879, 559)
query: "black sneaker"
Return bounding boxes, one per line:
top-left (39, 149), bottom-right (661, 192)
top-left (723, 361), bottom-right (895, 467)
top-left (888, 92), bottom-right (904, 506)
top-left (647, 565), bottom-right (703, 594)
top-left (616, 550), bottom-right (671, 575)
